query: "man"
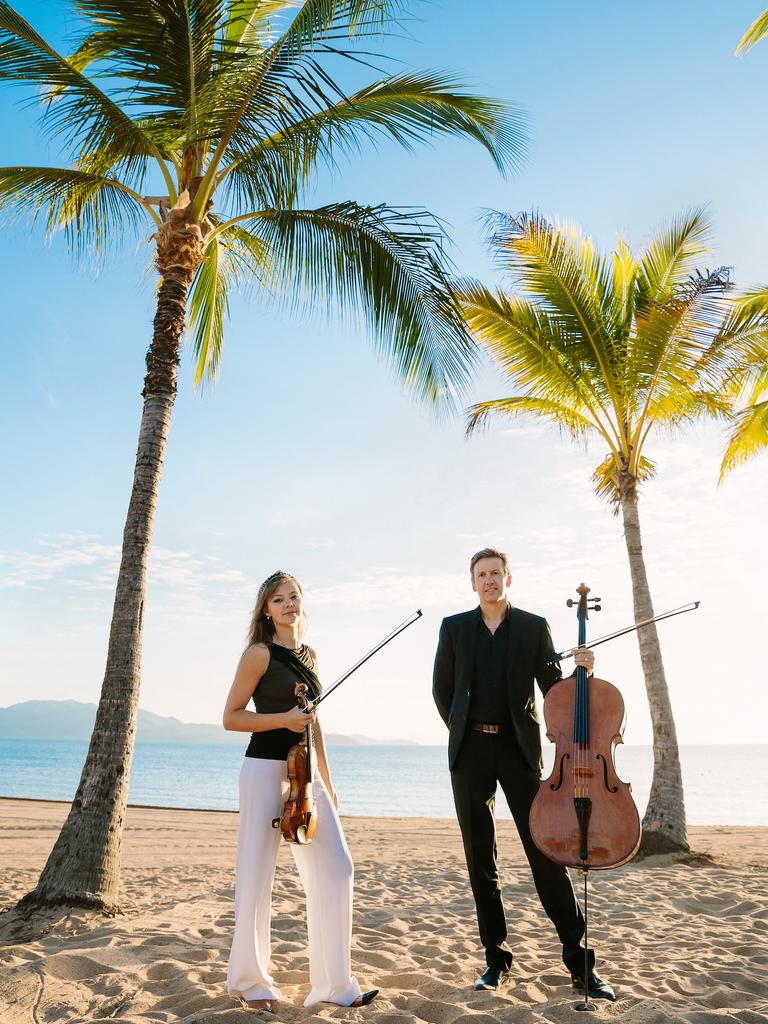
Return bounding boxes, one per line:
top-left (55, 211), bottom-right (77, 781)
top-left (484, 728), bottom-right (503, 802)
top-left (432, 547), bottom-right (615, 1001)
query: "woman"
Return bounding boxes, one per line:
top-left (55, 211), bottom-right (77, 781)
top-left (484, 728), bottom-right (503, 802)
top-left (223, 570), bottom-right (378, 1012)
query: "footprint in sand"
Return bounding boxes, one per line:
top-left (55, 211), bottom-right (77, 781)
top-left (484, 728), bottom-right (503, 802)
top-left (378, 920), bottom-right (410, 937)
top-left (378, 972), bottom-right (433, 990)
top-left (370, 1015), bottom-right (421, 1024)
top-left (273, 940), bottom-right (305, 954)
top-left (353, 949), bottom-right (401, 970)
top-left (402, 997), bottom-right (465, 1023)
top-left (145, 959), bottom-right (180, 982)
top-left (40, 954), bottom-right (118, 982)
top-left (449, 1014), bottom-right (504, 1024)
top-left (702, 984), bottom-right (766, 1009)
top-left (274, 969), bottom-right (308, 984)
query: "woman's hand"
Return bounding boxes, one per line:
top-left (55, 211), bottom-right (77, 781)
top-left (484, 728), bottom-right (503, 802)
top-left (284, 704), bottom-right (316, 733)
top-left (327, 785), bottom-right (339, 810)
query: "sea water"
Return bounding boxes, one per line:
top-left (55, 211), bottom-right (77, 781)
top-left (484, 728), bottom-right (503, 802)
top-left (1, 739), bottom-right (766, 826)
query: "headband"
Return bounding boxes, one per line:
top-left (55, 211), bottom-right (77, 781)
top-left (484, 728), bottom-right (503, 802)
top-left (258, 570), bottom-right (294, 597)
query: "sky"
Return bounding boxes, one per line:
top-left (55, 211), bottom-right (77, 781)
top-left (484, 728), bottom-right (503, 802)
top-left (1, 0), bottom-right (767, 747)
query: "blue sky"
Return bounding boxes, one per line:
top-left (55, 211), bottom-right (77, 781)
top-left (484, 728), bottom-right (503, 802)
top-left (1, 1), bottom-right (767, 746)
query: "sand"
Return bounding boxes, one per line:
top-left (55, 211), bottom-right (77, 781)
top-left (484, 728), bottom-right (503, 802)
top-left (1, 798), bottom-right (766, 1024)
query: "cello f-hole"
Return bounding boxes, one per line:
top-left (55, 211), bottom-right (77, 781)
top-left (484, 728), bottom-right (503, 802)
top-left (596, 753), bottom-right (619, 793)
top-left (550, 752), bottom-right (569, 791)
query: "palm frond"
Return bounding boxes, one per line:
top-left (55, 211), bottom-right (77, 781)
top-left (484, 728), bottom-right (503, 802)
top-left (268, 0), bottom-right (403, 57)
top-left (631, 267), bottom-right (733, 436)
top-left (0, 3), bottom-right (164, 188)
top-left (189, 236), bottom-right (229, 386)
top-left (189, 0), bottom-right (408, 211)
top-left (608, 237), bottom-right (637, 342)
top-left (235, 200), bottom-right (475, 406)
top-left (720, 399), bottom-right (768, 477)
top-left (636, 207), bottom-right (711, 304)
top-left (46, 31), bottom-right (112, 99)
top-left (0, 165), bottom-right (150, 252)
top-left (225, 0), bottom-right (302, 48)
top-left (71, 0), bottom-right (227, 105)
top-left (483, 210), bottom-right (626, 419)
top-left (708, 286), bottom-right (768, 393)
top-left (735, 9), bottom-right (768, 55)
top-left (457, 279), bottom-right (618, 447)
top-left (465, 395), bottom-right (597, 439)
top-left (188, 219), bottom-right (272, 386)
top-left (222, 70), bottom-right (525, 194)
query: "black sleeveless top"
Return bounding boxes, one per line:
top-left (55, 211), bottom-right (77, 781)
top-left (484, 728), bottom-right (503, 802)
top-left (245, 644), bottom-right (320, 761)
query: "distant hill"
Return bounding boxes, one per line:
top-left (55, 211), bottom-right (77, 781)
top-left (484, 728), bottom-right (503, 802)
top-left (0, 701), bottom-right (418, 746)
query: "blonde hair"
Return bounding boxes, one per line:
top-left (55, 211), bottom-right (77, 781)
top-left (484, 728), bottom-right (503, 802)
top-left (246, 571), bottom-right (304, 647)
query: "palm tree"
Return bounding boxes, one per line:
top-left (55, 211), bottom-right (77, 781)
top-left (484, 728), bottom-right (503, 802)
top-left (459, 209), bottom-right (741, 854)
top-left (0, 0), bottom-right (524, 913)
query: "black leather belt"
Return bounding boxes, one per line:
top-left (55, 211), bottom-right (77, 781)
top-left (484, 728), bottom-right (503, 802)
top-left (472, 721), bottom-right (507, 734)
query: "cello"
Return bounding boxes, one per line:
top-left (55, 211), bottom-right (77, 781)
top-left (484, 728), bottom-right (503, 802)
top-left (529, 583), bottom-right (641, 869)
top-left (529, 583), bottom-right (641, 1010)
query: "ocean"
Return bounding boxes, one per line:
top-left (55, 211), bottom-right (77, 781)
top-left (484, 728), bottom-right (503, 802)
top-left (1, 739), bottom-right (767, 826)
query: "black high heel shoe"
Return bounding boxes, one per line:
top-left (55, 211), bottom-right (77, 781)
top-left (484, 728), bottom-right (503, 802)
top-left (352, 989), bottom-right (379, 1007)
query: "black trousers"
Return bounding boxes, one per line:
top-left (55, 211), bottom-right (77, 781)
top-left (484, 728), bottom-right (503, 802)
top-left (450, 729), bottom-right (593, 975)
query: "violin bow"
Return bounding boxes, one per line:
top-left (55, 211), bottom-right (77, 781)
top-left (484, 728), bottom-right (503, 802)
top-left (549, 601), bottom-right (700, 665)
top-left (309, 609), bottom-right (423, 709)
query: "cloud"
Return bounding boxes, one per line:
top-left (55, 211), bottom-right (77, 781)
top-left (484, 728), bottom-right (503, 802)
top-left (0, 533), bottom-right (251, 615)
top-left (307, 567), bottom-right (470, 611)
top-left (0, 533), bottom-right (120, 589)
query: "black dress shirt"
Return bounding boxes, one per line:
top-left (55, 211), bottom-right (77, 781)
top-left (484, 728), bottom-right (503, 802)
top-left (468, 605), bottom-right (512, 724)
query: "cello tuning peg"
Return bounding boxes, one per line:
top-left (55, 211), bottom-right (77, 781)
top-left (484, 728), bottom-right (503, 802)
top-left (593, 604), bottom-right (602, 611)
top-left (566, 598), bottom-right (576, 607)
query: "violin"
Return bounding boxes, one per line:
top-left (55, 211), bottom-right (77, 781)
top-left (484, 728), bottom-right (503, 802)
top-left (529, 583), bottom-right (641, 870)
top-left (273, 682), bottom-right (318, 844)
top-left (273, 610), bottom-right (423, 846)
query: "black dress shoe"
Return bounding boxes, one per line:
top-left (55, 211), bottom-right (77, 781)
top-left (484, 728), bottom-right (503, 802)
top-left (474, 965), bottom-right (510, 991)
top-left (571, 971), bottom-right (616, 1001)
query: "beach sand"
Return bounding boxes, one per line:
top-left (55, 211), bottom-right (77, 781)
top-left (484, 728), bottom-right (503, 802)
top-left (0, 798), bottom-right (766, 1024)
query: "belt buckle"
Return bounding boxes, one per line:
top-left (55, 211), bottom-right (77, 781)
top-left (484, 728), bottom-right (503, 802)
top-left (476, 722), bottom-right (501, 734)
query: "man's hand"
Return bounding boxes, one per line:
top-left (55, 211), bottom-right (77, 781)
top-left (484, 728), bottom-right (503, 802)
top-left (571, 647), bottom-right (595, 676)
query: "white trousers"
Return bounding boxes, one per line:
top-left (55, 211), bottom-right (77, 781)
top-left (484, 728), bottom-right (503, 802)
top-left (227, 757), bottom-right (361, 1007)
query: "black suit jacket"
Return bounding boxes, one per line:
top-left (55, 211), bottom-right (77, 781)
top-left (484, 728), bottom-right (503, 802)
top-left (432, 605), bottom-right (563, 772)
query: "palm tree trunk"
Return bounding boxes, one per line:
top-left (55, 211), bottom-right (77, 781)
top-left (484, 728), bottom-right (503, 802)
top-left (15, 265), bottom-right (195, 913)
top-left (619, 482), bottom-right (688, 854)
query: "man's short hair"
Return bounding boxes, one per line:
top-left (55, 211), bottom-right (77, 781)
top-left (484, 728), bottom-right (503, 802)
top-left (470, 547), bottom-right (510, 576)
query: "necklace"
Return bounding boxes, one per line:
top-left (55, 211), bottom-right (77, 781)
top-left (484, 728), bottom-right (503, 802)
top-left (273, 638), bottom-right (302, 652)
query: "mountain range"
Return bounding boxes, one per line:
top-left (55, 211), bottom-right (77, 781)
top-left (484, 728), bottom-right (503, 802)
top-left (0, 701), bottom-right (418, 746)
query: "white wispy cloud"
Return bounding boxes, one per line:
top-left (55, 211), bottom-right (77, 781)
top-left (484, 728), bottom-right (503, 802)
top-left (307, 567), bottom-right (469, 611)
top-left (0, 532), bottom-right (251, 603)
